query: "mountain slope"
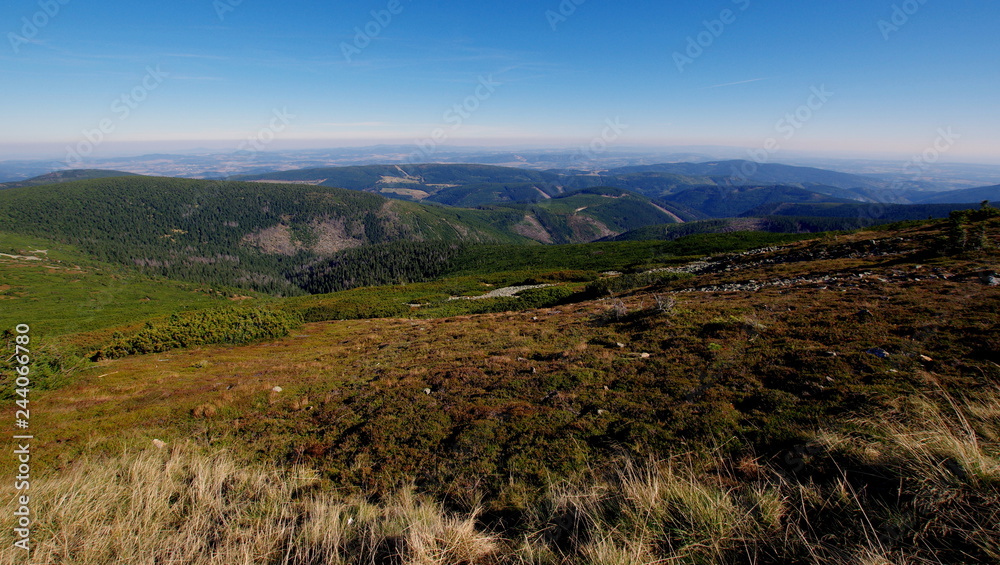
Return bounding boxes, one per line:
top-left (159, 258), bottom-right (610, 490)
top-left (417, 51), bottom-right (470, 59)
top-left (0, 178), bottom-right (707, 294)
top-left (486, 187), bottom-right (702, 244)
top-left (0, 176), bottom-right (532, 293)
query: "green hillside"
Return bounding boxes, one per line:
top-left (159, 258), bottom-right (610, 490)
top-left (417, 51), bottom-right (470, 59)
top-left (0, 176), bottom-right (531, 294)
top-left (484, 187), bottom-right (700, 244)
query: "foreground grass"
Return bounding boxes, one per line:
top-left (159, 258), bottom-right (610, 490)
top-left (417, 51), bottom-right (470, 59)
top-left (5, 388), bottom-right (997, 564)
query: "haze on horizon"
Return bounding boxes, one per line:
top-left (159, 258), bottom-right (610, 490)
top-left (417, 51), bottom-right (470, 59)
top-left (3, 0), bottom-right (999, 164)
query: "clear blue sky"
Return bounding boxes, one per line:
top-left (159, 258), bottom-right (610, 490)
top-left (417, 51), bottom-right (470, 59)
top-left (2, 0), bottom-right (998, 162)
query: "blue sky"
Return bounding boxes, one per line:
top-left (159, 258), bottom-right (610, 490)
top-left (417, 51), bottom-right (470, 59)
top-left (2, 0), bottom-right (999, 162)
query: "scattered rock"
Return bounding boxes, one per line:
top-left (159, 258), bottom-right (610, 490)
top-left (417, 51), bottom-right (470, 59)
top-left (152, 439), bottom-right (166, 449)
top-left (423, 388), bottom-right (432, 395)
top-left (639, 352), bottom-right (651, 359)
top-left (272, 386), bottom-right (283, 393)
top-left (920, 355), bottom-right (933, 362)
top-left (866, 348), bottom-right (890, 359)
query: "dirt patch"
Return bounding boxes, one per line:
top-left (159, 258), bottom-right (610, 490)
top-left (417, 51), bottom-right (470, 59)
top-left (380, 188), bottom-right (431, 199)
top-left (567, 214), bottom-right (616, 242)
top-left (311, 218), bottom-right (365, 255)
top-left (0, 253), bottom-right (42, 261)
top-left (243, 219), bottom-right (366, 256)
top-left (242, 224), bottom-right (299, 255)
top-left (513, 215), bottom-right (554, 244)
top-left (378, 175), bottom-right (422, 185)
top-left (649, 202), bottom-right (685, 223)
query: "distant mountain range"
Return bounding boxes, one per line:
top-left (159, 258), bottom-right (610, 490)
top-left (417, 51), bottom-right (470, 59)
top-left (1, 166), bottom-right (992, 295)
top-left (916, 184), bottom-right (1000, 204)
top-left (232, 161), bottom-right (1000, 214)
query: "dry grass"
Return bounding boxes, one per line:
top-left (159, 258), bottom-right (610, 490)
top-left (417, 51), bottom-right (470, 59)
top-left (1, 445), bottom-right (500, 565)
top-left (4, 390), bottom-right (999, 565)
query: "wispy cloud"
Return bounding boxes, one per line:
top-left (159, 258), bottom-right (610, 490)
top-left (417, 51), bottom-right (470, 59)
top-left (319, 122), bottom-right (393, 127)
top-left (708, 77), bottom-right (770, 89)
top-left (170, 75), bottom-right (226, 81)
top-left (162, 53), bottom-right (231, 61)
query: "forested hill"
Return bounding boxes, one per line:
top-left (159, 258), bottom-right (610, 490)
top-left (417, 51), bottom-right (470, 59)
top-left (232, 163), bottom-right (563, 202)
top-left (0, 169), bottom-right (140, 189)
top-left (0, 176), bottom-right (532, 294)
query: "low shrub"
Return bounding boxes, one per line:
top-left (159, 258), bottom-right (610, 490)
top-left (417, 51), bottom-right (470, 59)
top-left (91, 307), bottom-right (301, 360)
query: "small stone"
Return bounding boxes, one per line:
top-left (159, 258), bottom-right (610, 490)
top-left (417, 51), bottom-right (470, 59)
top-left (597, 409), bottom-right (607, 415)
top-left (152, 439), bottom-right (166, 449)
top-left (920, 355), bottom-right (933, 362)
top-left (423, 388), bottom-right (432, 395)
top-left (866, 348), bottom-right (890, 359)
top-left (616, 342), bottom-right (625, 348)
top-left (272, 386), bottom-right (283, 393)
top-left (639, 353), bottom-right (651, 359)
